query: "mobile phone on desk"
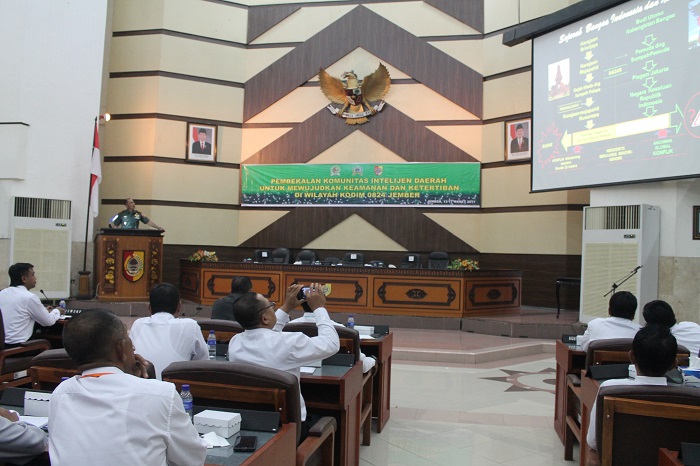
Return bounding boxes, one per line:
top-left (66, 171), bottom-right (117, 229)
top-left (233, 435), bottom-right (257, 452)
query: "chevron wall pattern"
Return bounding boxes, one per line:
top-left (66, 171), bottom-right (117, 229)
top-left (100, 0), bottom-right (588, 307)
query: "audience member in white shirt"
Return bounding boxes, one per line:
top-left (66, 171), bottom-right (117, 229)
top-left (49, 308), bottom-right (207, 466)
top-left (0, 407), bottom-right (48, 465)
top-left (290, 312), bottom-right (376, 373)
top-left (228, 283), bottom-right (339, 440)
top-left (0, 263), bottom-right (63, 346)
top-left (642, 299), bottom-right (700, 356)
top-left (578, 291), bottom-right (640, 351)
top-left (584, 324), bottom-right (677, 465)
top-left (130, 283), bottom-right (209, 379)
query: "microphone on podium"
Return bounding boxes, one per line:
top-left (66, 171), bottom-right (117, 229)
top-left (39, 289), bottom-right (50, 301)
top-left (632, 265), bottom-right (643, 272)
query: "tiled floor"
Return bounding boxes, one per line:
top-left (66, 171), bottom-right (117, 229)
top-left (361, 329), bottom-right (574, 465)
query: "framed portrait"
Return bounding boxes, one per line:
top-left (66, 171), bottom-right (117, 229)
top-left (187, 123), bottom-right (216, 163)
top-left (505, 118), bottom-right (531, 162)
top-left (694, 206), bottom-right (700, 240)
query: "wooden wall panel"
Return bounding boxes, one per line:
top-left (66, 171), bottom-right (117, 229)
top-left (244, 6), bottom-right (482, 121)
top-left (245, 106), bottom-right (477, 164)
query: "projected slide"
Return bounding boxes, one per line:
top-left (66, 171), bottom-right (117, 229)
top-left (532, 0), bottom-right (700, 192)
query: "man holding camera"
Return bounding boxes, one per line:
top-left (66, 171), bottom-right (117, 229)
top-left (228, 283), bottom-right (339, 439)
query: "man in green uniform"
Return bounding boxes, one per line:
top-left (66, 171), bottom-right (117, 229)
top-left (109, 198), bottom-right (164, 230)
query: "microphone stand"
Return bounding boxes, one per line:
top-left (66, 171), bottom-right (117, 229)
top-left (604, 266), bottom-right (642, 297)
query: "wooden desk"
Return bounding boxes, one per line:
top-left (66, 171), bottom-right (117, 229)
top-left (360, 332), bottom-right (393, 432)
top-left (554, 340), bottom-right (586, 443)
top-left (301, 363), bottom-right (363, 466)
top-left (204, 424), bottom-right (296, 466)
top-left (580, 371), bottom-right (601, 466)
top-left (180, 261), bottom-right (522, 318)
top-left (658, 449), bottom-right (683, 466)
top-left (1, 387), bottom-right (293, 466)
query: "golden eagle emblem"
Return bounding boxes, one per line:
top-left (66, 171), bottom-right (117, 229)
top-left (319, 64), bottom-right (391, 125)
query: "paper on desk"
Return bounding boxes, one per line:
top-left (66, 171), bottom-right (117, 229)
top-left (300, 367), bottom-right (316, 374)
top-left (20, 416), bottom-right (48, 428)
top-left (201, 431), bottom-right (229, 448)
top-left (359, 334), bottom-right (375, 340)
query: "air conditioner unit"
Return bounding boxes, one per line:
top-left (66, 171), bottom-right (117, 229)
top-left (579, 204), bottom-right (659, 324)
top-left (9, 197), bottom-right (72, 299)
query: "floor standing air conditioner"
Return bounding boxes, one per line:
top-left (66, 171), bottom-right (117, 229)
top-left (579, 204), bottom-right (659, 324)
top-left (9, 197), bottom-right (72, 299)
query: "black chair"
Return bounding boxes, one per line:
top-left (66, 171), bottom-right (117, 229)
top-left (428, 251), bottom-right (449, 269)
top-left (400, 253), bottom-right (422, 269)
top-left (271, 247), bottom-right (291, 264)
top-left (342, 252), bottom-right (364, 266)
top-left (322, 256), bottom-right (340, 266)
top-left (295, 250), bottom-right (317, 264)
top-left (254, 249), bottom-right (273, 263)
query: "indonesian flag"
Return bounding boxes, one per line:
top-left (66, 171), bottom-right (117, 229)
top-left (90, 121), bottom-right (102, 217)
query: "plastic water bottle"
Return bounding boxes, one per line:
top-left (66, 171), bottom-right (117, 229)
top-left (59, 299), bottom-right (66, 310)
top-left (180, 384), bottom-right (193, 420)
top-left (207, 330), bottom-right (217, 359)
top-left (346, 314), bottom-right (355, 329)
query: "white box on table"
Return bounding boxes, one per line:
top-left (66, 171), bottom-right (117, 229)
top-left (194, 410), bottom-right (241, 438)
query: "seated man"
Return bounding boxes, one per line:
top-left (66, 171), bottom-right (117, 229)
top-left (290, 311), bottom-right (376, 373)
top-left (643, 299), bottom-right (700, 356)
top-left (0, 263), bottom-right (62, 346)
top-left (0, 407), bottom-right (47, 465)
top-left (130, 283), bottom-right (209, 379)
top-left (211, 276), bottom-right (252, 321)
top-left (228, 283), bottom-right (339, 437)
top-left (48, 308), bottom-right (207, 466)
top-left (579, 291), bottom-right (640, 350)
top-left (584, 324), bottom-right (677, 465)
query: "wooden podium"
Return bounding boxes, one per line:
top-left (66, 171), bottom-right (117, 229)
top-left (95, 228), bottom-right (163, 302)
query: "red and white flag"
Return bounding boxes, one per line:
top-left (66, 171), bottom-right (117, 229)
top-left (90, 121), bottom-right (102, 217)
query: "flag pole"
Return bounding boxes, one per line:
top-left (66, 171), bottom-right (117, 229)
top-left (77, 117), bottom-right (98, 300)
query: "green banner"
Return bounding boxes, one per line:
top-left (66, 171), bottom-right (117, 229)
top-left (241, 163), bottom-right (480, 207)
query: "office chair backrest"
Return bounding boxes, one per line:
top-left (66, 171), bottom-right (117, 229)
top-left (295, 250), bottom-right (317, 264)
top-left (162, 360), bottom-right (303, 444)
top-left (594, 384), bottom-right (700, 466)
top-left (342, 252), bottom-right (364, 265)
top-left (271, 247), bottom-right (291, 264)
top-left (428, 251), bottom-right (449, 269)
top-left (30, 348), bottom-right (156, 389)
top-left (254, 249), bottom-right (273, 263)
top-left (283, 322), bottom-right (361, 363)
top-left (322, 256), bottom-right (340, 266)
top-left (400, 253), bottom-right (422, 269)
top-left (585, 338), bottom-right (690, 369)
top-left (197, 319), bottom-right (244, 343)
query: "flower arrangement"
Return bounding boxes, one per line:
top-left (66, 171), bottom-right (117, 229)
top-left (448, 258), bottom-right (479, 271)
top-left (188, 250), bottom-right (218, 262)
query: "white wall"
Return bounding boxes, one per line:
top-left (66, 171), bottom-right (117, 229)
top-left (0, 0), bottom-right (109, 242)
top-left (0, 0), bottom-right (109, 290)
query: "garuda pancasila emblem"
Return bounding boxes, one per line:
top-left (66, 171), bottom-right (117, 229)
top-left (319, 64), bottom-right (391, 125)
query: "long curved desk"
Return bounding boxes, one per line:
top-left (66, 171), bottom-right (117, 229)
top-left (179, 261), bottom-right (521, 318)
